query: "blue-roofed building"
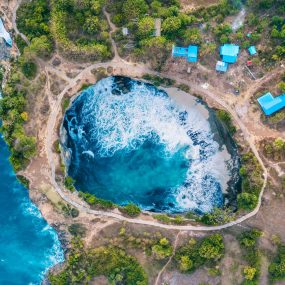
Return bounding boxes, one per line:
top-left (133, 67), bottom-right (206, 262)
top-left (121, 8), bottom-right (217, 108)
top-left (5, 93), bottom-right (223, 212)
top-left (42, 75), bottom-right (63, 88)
top-left (172, 45), bottom-right (198, 62)
top-left (216, 61), bottom-right (228, 72)
top-left (220, 44), bottom-right (239, 63)
top-left (248, 46), bottom-right (257, 56)
top-left (257, 92), bottom-right (285, 116)
top-left (187, 45), bottom-right (198, 62)
top-left (172, 46), bottom-right (188, 57)
top-left (0, 18), bottom-right (12, 47)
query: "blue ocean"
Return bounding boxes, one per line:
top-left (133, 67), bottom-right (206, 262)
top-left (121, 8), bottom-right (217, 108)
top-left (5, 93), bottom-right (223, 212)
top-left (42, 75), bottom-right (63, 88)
top-left (0, 134), bottom-right (64, 284)
top-left (62, 76), bottom-right (240, 213)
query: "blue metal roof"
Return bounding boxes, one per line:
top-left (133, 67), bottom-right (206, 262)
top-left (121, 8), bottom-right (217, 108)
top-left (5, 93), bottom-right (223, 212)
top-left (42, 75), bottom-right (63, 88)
top-left (248, 46), bottom-right (257, 55)
top-left (172, 45), bottom-right (198, 62)
top-left (0, 18), bottom-right (12, 46)
top-left (216, 61), bottom-right (228, 72)
top-left (172, 46), bottom-right (188, 57)
top-left (220, 44), bottom-right (239, 63)
top-left (187, 45), bottom-right (198, 62)
top-left (257, 92), bottom-right (285, 116)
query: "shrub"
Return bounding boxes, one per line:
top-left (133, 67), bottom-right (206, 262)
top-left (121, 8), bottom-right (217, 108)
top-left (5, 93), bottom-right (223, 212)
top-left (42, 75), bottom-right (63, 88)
top-left (152, 238), bottom-right (173, 260)
top-left (238, 192), bottom-right (258, 210)
top-left (175, 234), bottom-right (225, 274)
top-left (120, 203), bottom-right (141, 217)
top-left (64, 176), bottom-right (75, 192)
top-left (198, 234), bottom-right (224, 260)
top-left (79, 192), bottom-right (114, 209)
top-left (68, 223), bottom-right (86, 237)
top-left (216, 109), bottom-right (236, 135)
top-left (49, 239), bottom-right (148, 285)
top-left (21, 61), bottom-right (37, 79)
top-left (268, 245), bottom-right (285, 281)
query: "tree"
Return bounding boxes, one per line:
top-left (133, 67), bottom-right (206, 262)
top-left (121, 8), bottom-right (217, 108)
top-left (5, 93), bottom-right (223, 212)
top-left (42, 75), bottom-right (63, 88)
top-left (268, 245), bottom-right (285, 280)
top-left (183, 28), bottom-right (202, 45)
top-left (121, 203), bottom-right (141, 217)
top-left (162, 16), bottom-right (182, 36)
top-left (14, 135), bottom-right (37, 159)
top-left (198, 234), bottom-right (224, 260)
top-left (238, 192), bottom-right (258, 210)
top-left (26, 35), bottom-right (53, 58)
top-left (273, 138), bottom-right (285, 151)
top-left (200, 43), bottom-right (217, 56)
top-left (140, 36), bottom-right (171, 70)
top-left (64, 176), bottom-right (75, 191)
top-left (244, 266), bottom-right (257, 281)
top-left (278, 81), bottom-right (285, 93)
top-left (122, 0), bottom-right (148, 21)
top-left (83, 16), bottom-right (100, 34)
top-left (152, 238), bottom-right (173, 260)
top-left (21, 61), bottom-right (37, 79)
top-left (239, 230), bottom-right (262, 248)
top-left (137, 17), bottom-right (155, 38)
top-left (179, 256), bottom-right (193, 272)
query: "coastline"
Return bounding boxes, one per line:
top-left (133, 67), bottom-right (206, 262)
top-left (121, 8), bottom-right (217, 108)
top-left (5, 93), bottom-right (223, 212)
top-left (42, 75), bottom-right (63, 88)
top-left (11, 62), bottom-right (267, 281)
top-left (60, 77), bottom-right (241, 213)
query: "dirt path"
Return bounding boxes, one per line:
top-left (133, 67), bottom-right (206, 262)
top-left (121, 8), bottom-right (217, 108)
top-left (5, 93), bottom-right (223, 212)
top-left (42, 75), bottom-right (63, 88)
top-left (42, 58), bottom-right (269, 232)
top-left (11, 0), bottom-right (30, 45)
top-left (103, 7), bottom-right (120, 61)
top-left (154, 231), bottom-right (181, 285)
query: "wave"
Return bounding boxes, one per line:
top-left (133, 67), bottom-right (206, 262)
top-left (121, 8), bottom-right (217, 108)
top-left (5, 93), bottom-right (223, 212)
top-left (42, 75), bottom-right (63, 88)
top-left (20, 194), bottom-right (64, 283)
top-left (63, 76), bottom-right (239, 213)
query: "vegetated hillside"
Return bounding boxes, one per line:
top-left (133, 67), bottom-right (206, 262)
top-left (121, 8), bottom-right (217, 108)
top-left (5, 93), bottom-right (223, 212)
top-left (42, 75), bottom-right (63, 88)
top-left (107, 0), bottom-right (284, 71)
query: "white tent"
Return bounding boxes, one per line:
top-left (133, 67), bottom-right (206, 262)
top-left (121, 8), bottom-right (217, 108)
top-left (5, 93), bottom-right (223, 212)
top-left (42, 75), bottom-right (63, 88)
top-left (0, 18), bottom-right (12, 47)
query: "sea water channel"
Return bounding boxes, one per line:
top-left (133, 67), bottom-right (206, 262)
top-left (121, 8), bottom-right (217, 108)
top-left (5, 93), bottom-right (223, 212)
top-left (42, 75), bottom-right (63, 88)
top-left (0, 133), bottom-right (64, 284)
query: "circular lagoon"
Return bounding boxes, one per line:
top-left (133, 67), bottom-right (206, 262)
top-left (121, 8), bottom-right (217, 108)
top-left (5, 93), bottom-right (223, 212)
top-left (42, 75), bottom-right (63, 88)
top-left (61, 76), bottom-right (240, 213)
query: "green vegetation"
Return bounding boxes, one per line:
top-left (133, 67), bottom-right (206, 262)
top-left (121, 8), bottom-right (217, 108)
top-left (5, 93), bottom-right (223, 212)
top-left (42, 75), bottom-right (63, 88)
top-left (48, 239), bottom-right (148, 285)
top-left (21, 60), bottom-right (37, 79)
top-left (64, 176), bottom-right (76, 192)
top-left (238, 229), bottom-right (262, 285)
top-left (108, 0), bottom-right (240, 68)
top-left (269, 244), bottom-right (285, 281)
top-left (262, 137), bottom-right (285, 161)
top-left (216, 110), bottom-right (236, 135)
top-left (17, 0), bottom-right (54, 58)
top-left (152, 237), bottom-right (173, 260)
top-left (51, 0), bottom-right (112, 60)
top-left (120, 203), bottom-right (141, 217)
top-left (60, 203), bottom-right (79, 218)
top-left (0, 64), bottom-right (37, 171)
top-left (16, 175), bottom-right (30, 188)
top-left (177, 83), bottom-right (190, 93)
top-left (154, 214), bottom-right (185, 225)
top-left (238, 192), bottom-right (258, 211)
top-left (200, 208), bottom-right (235, 225)
top-left (79, 191), bottom-right (114, 209)
top-left (238, 152), bottom-right (263, 211)
top-left (113, 226), bottom-right (172, 258)
top-left (62, 97), bottom-right (71, 112)
top-left (68, 223), bottom-right (86, 237)
top-left (142, 74), bottom-right (175, 87)
top-left (175, 234), bottom-right (224, 273)
top-left (15, 35), bottom-right (28, 54)
top-left (17, 0), bottom-right (51, 41)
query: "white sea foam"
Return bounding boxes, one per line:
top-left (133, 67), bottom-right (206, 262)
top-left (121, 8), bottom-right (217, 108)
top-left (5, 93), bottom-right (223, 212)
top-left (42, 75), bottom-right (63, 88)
top-left (67, 77), bottom-right (237, 212)
top-left (82, 150), bottom-right (95, 158)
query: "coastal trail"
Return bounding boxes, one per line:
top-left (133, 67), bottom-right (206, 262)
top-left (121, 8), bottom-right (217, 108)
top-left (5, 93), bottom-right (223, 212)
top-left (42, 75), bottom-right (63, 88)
top-left (43, 57), bottom-right (268, 232)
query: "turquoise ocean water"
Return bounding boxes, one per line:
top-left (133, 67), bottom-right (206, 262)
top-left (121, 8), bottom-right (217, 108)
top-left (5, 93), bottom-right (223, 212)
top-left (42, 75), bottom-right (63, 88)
top-left (0, 134), bottom-right (64, 284)
top-left (62, 76), bottom-right (240, 213)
